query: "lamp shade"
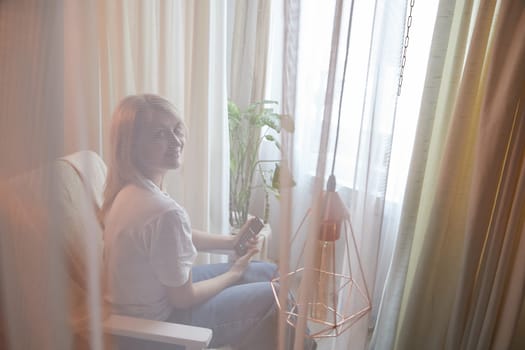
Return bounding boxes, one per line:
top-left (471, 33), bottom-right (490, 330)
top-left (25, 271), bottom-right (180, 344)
top-left (271, 190), bottom-right (371, 338)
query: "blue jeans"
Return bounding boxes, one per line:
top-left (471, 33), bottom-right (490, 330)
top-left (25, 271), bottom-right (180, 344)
top-left (117, 261), bottom-right (316, 350)
top-left (170, 261), bottom-right (279, 349)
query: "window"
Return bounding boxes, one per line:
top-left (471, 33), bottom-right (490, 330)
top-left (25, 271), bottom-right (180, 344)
top-left (265, 0), bottom-right (439, 321)
top-left (288, 0), bottom-right (438, 204)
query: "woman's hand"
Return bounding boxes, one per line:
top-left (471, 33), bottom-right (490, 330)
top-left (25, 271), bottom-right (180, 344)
top-left (168, 248), bottom-right (258, 309)
top-left (231, 218), bottom-right (263, 255)
top-left (231, 230), bottom-right (261, 252)
top-left (229, 247), bottom-right (259, 281)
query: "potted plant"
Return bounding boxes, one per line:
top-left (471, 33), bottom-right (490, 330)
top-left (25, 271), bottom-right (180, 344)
top-left (228, 99), bottom-right (294, 229)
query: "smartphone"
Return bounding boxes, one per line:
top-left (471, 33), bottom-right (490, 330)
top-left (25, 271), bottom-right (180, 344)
top-left (234, 217), bottom-right (264, 256)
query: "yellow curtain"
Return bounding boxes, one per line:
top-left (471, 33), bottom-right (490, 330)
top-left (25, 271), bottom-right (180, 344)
top-left (389, 0), bottom-right (525, 349)
top-left (445, 0), bottom-right (525, 348)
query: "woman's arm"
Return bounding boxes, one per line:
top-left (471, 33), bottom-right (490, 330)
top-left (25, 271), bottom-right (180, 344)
top-left (192, 219), bottom-right (262, 252)
top-left (191, 229), bottom-right (235, 251)
top-left (167, 248), bottom-right (258, 309)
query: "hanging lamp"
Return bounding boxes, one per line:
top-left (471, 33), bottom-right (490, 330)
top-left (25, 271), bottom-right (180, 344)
top-left (270, 0), bottom-right (374, 339)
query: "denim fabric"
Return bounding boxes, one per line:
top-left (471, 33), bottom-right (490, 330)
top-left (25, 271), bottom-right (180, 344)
top-left (170, 261), bottom-right (279, 349)
top-left (117, 261), bottom-right (316, 350)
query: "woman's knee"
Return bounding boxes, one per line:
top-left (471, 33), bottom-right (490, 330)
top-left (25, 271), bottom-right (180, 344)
top-left (244, 261), bottom-right (278, 282)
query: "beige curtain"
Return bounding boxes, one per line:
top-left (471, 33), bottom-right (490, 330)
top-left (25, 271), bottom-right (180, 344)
top-left (372, 0), bottom-right (525, 349)
top-left (0, 0), bottom-right (64, 179)
top-left (0, 2), bottom-right (70, 347)
top-left (1, 0), bottom-right (230, 348)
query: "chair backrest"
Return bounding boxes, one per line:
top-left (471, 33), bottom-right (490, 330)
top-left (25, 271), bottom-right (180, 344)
top-left (54, 150), bottom-right (112, 348)
top-left (1, 150), bottom-right (111, 349)
top-left (58, 150), bottom-right (107, 209)
top-left (56, 150), bottom-right (107, 254)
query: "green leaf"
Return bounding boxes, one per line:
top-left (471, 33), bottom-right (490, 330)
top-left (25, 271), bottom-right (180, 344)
top-left (228, 100), bottom-right (240, 118)
top-left (271, 164), bottom-right (280, 189)
top-left (228, 98), bottom-right (296, 226)
top-left (260, 116), bottom-right (278, 131)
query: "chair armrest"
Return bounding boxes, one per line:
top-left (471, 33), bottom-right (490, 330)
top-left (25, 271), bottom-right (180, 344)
top-left (103, 314), bottom-right (212, 350)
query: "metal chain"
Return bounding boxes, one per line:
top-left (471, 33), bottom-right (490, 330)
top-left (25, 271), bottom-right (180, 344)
top-left (397, 0), bottom-right (415, 96)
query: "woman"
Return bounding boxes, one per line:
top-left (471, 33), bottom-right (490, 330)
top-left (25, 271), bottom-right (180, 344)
top-left (100, 94), bottom-right (314, 350)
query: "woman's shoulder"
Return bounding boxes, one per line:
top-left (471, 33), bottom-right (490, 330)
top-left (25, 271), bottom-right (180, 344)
top-left (129, 178), bottom-right (176, 198)
top-left (108, 183), bottom-right (178, 226)
top-left (118, 182), bottom-right (160, 200)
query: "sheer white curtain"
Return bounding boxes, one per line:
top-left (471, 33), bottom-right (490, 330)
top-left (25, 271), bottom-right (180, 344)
top-left (227, 0), bottom-right (271, 108)
top-left (268, 0), bottom-right (435, 349)
top-left (64, 0), bottom-right (230, 256)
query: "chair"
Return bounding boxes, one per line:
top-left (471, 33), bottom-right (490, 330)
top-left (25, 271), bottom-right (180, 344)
top-left (5, 150), bottom-right (213, 349)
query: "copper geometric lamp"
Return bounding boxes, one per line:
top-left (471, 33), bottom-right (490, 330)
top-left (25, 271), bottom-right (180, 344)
top-left (270, 176), bottom-right (371, 338)
top-left (271, 0), bottom-right (371, 339)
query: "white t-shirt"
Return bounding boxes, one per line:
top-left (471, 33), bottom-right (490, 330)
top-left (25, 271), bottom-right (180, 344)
top-left (103, 178), bottom-right (197, 321)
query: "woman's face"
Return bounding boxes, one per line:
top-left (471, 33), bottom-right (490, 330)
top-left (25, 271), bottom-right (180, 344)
top-left (133, 111), bottom-right (185, 178)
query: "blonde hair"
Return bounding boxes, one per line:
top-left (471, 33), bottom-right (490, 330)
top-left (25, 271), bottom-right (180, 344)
top-left (99, 94), bottom-right (182, 224)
